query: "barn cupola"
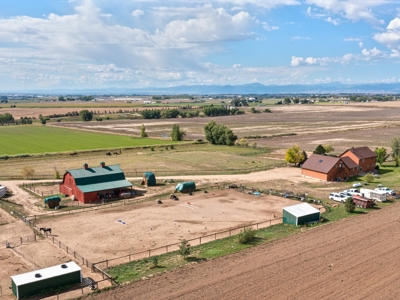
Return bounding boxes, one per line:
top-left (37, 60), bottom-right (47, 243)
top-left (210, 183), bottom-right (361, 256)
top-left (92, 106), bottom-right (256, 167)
top-left (100, 162), bottom-right (105, 168)
top-left (83, 163), bottom-right (88, 170)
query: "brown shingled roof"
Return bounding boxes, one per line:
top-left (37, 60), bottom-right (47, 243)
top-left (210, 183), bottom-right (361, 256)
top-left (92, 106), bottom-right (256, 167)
top-left (301, 154), bottom-right (340, 174)
top-left (340, 146), bottom-right (377, 159)
top-left (341, 156), bottom-right (359, 169)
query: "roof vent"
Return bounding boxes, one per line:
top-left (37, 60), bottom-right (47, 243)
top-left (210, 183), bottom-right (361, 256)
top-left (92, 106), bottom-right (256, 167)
top-left (61, 264), bottom-right (68, 269)
top-left (100, 162), bottom-right (105, 168)
top-left (35, 273), bottom-right (42, 278)
top-left (318, 159), bottom-right (323, 163)
top-left (83, 163), bottom-right (88, 170)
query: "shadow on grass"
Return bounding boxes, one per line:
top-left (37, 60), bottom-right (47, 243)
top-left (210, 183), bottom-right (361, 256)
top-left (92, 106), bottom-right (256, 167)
top-left (377, 168), bottom-right (394, 175)
top-left (186, 257), bottom-right (207, 263)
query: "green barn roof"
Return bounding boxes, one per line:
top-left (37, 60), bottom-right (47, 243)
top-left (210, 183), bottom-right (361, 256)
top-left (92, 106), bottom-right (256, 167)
top-left (67, 164), bottom-right (132, 193)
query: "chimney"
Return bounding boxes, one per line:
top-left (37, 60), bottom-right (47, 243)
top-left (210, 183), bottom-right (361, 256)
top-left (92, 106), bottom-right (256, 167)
top-left (83, 163), bottom-right (88, 170)
top-left (100, 162), bottom-right (105, 168)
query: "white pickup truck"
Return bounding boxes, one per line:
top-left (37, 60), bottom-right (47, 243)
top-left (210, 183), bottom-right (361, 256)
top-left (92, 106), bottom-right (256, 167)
top-left (374, 187), bottom-right (396, 196)
top-left (343, 189), bottom-right (362, 196)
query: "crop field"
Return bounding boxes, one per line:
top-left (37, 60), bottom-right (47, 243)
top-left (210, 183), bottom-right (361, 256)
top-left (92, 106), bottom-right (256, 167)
top-left (0, 126), bottom-right (177, 155)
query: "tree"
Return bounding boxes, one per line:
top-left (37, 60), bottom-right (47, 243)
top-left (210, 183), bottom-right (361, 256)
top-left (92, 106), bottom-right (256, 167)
top-left (204, 121), bottom-right (237, 146)
top-left (40, 118), bottom-right (46, 125)
top-left (323, 144), bottom-right (334, 153)
top-left (301, 150), bottom-right (308, 165)
top-left (79, 110), bottom-right (93, 121)
top-left (375, 147), bottom-right (389, 166)
top-left (178, 239), bottom-right (191, 260)
top-left (391, 138), bottom-right (400, 167)
top-left (21, 167), bottom-right (35, 179)
top-left (171, 124), bottom-right (185, 141)
top-left (313, 144), bottom-right (326, 154)
top-left (283, 97), bottom-right (291, 105)
top-left (140, 124), bottom-right (148, 138)
top-left (364, 173), bottom-right (374, 183)
top-left (345, 197), bottom-right (356, 213)
top-left (285, 145), bottom-right (305, 167)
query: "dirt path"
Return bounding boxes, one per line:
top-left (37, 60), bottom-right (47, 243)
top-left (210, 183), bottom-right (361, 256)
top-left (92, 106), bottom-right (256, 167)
top-left (86, 203), bottom-right (400, 300)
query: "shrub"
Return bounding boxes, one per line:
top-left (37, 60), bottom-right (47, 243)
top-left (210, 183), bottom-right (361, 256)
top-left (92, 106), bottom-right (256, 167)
top-left (150, 147), bottom-right (155, 151)
top-left (237, 226), bottom-right (256, 244)
top-left (364, 173), bottom-right (374, 183)
top-left (170, 145), bottom-right (175, 150)
top-left (179, 239), bottom-right (191, 259)
top-left (150, 256), bottom-right (159, 269)
top-left (345, 197), bottom-right (356, 213)
top-left (21, 166), bottom-right (35, 179)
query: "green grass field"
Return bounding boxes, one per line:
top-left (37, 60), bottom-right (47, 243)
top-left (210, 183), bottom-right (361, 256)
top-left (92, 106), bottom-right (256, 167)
top-left (0, 125), bottom-right (178, 155)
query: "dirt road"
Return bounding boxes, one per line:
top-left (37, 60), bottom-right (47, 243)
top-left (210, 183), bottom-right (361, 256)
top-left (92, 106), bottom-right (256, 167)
top-left (87, 203), bottom-right (400, 300)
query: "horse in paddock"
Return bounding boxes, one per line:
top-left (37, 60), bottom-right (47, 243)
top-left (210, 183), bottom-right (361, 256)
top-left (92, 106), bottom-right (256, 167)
top-left (39, 227), bottom-right (52, 235)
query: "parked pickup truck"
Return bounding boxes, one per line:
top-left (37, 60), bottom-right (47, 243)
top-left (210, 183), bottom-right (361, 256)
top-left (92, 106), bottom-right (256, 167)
top-left (343, 189), bottom-right (362, 196)
top-left (374, 187), bottom-right (396, 196)
top-left (329, 193), bottom-right (348, 203)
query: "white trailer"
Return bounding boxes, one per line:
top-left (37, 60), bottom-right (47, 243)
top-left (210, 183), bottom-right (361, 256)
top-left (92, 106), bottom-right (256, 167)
top-left (360, 188), bottom-right (387, 202)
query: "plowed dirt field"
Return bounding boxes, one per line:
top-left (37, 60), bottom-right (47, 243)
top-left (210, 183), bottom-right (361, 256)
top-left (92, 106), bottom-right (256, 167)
top-left (87, 203), bottom-right (400, 300)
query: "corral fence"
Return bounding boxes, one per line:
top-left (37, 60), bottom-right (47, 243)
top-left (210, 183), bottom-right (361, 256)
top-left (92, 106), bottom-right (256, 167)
top-left (25, 184), bottom-right (226, 221)
top-left (22, 181), bottom-right (62, 197)
top-left (0, 201), bottom-right (118, 288)
top-left (0, 163), bottom-right (288, 180)
top-left (92, 217), bottom-right (282, 271)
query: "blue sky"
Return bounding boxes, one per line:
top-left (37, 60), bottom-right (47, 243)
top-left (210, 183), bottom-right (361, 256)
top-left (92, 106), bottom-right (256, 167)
top-left (0, 0), bottom-right (399, 90)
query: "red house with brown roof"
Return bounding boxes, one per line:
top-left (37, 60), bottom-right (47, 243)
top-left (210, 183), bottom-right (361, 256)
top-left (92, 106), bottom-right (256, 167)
top-left (339, 146), bottom-right (377, 173)
top-left (301, 146), bottom-right (376, 181)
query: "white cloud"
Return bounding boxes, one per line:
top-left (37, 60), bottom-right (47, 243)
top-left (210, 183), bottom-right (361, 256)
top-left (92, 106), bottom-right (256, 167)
top-left (306, 0), bottom-right (388, 25)
top-left (233, 64), bottom-right (242, 68)
top-left (216, 0), bottom-right (300, 9)
top-left (343, 37), bottom-right (362, 42)
top-left (262, 22), bottom-right (279, 31)
top-left (131, 10), bottom-right (144, 17)
top-left (292, 36), bottom-right (311, 40)
top-left (359, 42), bottom-right (363, 48)
top-left (374, 17), bottom-right (400, 50)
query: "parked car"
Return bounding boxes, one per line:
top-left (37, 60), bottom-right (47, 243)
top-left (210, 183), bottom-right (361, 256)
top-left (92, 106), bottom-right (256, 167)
top-left (329, 193), bottom-right (348, 203)
top-left (374, 187), bottom-right (396, 195)
top-left (343, 189), bottom-right (362, 196)
top-left (352, 183), bottom-right (362, 188)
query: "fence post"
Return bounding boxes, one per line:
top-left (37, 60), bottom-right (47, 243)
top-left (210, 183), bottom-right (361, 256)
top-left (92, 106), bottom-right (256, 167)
top-left (200, 237), bottom-right (201, 244)
top-left (166, 245), bottom-right (168, 253)
top-left (214, 233), bottom-right (216, 240)
top-left (129, 254), bottom-right (131, 262)
top-left (106, 260), bottom-right (108, 268)
top-left (20, 237), bottom-right (22, 244)
top-left (148, 250), bottom-right (151, 257)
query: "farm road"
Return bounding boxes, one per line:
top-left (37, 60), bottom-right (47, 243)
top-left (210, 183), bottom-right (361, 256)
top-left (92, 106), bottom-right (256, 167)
top-left (86, 202), bottom-right (400, 300)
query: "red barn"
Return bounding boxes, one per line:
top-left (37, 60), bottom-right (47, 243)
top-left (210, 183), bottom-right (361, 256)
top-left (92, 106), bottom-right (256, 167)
top-left (60, 162), bottom-right (133, 204)
top-left (340, 146), bottom-right (377, 173)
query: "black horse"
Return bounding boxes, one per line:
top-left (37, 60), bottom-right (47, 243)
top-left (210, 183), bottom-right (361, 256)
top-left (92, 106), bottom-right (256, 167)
top-left (39, 227), bottom-right (52, 235)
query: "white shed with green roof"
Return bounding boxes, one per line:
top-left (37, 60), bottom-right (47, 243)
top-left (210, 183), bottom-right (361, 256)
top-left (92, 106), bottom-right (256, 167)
top-left (11, 262), bottom-right (81, 299)
top-left (283, 203), bottom-right (320, 226)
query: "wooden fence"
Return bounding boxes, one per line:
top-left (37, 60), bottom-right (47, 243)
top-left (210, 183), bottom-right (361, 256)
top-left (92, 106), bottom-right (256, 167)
top-left (0, 163), bottom-right (287, 180)
top-left (92, 217), bottom-right (282, 271)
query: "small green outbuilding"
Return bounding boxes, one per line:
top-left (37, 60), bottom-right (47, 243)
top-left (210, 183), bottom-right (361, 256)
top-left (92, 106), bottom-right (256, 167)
top-left (283, 203), bottom-right (320, 226)
top-left (141, 172), bottom-right (156, 186)
top-left (11, 261), bottom-right (82, 299)
top-left (175, 181), bottom-right (196, 193)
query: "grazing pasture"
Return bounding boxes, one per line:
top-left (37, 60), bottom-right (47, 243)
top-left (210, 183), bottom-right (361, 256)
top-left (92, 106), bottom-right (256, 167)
top-left (0, 126), bottom-right (177, 155)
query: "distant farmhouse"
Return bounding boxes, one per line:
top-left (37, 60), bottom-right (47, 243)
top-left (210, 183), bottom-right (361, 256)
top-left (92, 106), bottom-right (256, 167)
top-left (301, 146), bottom-right (377, 181)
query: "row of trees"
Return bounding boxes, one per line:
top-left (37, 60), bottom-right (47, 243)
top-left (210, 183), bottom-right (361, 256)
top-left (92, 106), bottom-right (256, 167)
top-left (140, 123), bottom-right (185, 141)
top-left (0, 113), bottom-right (14, 125)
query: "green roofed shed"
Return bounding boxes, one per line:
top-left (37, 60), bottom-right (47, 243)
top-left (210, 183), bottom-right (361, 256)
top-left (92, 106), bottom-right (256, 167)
top-left (283, 203), bottom-right (320, 226)
top-left (11, 262), bottom-right (81, 299)
top-left (141, 172), bottom-right (156, 186)
top-left (44, 196), bottom-right (61, 208)
top-left (175, 181), bottom-right (196, 193)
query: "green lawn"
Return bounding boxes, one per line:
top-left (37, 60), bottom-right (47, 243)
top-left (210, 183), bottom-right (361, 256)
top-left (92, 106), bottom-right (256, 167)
top-left (0, 125), bottom-right (178, 155)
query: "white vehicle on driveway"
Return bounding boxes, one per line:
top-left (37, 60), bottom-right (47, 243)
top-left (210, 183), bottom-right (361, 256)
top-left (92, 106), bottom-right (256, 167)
top-left (343, 189), bottom-right (362, 196)
top-left (352, 183), bottom-right (362, 188)
top-left (374, 187), bottom-right (396, 195)
top-left (329, 193), bottom-right (348, 203)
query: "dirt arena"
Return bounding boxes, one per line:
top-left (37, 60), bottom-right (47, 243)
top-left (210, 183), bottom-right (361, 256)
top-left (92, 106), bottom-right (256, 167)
top-left (34, 189), bottom-right (303, 263)
top-left (87, 201), bottom-right (400, 300)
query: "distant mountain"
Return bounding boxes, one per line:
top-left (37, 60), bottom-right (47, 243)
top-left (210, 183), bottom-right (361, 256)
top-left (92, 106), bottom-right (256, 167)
top-left (3, 82), bottom-right (400, 95)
